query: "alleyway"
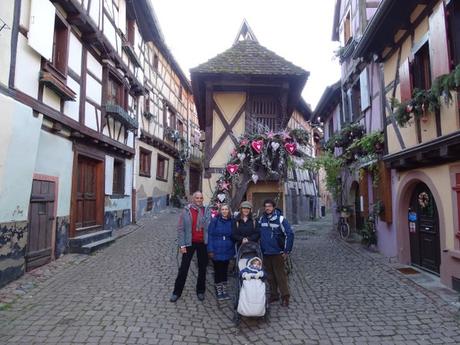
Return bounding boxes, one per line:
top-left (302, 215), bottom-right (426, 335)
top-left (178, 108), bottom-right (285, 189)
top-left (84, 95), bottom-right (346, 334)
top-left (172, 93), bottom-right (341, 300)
top-left (1, 210), bottom-right (460, 345)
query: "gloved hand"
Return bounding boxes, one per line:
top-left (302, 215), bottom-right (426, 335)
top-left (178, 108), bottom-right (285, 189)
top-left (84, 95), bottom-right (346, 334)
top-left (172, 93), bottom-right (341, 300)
top-left (255, 271), bottom-right (262, 279)
top-left (242, 272), bottom-right (250, 280)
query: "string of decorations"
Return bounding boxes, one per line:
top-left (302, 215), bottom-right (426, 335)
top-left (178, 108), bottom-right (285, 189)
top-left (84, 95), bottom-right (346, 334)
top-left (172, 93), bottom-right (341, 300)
top-left (210, 128), bottom-right (310, 204)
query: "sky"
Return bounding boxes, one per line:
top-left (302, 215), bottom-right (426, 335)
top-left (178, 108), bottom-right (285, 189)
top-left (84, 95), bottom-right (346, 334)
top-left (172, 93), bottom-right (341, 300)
top-left (150, 0), bottom-right (341, 110)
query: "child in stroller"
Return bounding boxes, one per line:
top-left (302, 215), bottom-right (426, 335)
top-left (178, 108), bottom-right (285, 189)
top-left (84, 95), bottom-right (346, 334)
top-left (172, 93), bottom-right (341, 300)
top-left (234, 242), bottom-right (268, 321)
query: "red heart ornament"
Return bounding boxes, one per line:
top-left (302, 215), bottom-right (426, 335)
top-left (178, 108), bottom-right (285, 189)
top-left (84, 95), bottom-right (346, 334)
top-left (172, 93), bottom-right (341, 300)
top-left (251, 140), bottom-right (264, 154)
top-left (226, 164), bottom-right (239, 175)
top-left (284, 142), bottom-right (297, 155)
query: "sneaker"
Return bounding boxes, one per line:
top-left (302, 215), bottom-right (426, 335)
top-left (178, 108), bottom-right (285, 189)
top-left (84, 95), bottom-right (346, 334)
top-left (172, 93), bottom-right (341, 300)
top-left (169, 294), bottom-right (180, 303)
top-left (221, 283), bottom-right (230, 300)
top-left (197, 293), bottom-right (205, 301)
top-left (215, 284), bottom-right (223, 300)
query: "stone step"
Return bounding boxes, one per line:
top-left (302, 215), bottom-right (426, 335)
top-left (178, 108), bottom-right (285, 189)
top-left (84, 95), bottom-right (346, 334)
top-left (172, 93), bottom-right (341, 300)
top-left (78, 237), bottom-right (116, 254)
top-left (69, 230), bottom-right (113, 248)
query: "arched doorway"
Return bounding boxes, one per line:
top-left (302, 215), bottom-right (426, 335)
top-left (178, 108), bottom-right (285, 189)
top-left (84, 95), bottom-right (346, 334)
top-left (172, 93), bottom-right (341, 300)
top-left (409, 182), bottom-right (440, 273)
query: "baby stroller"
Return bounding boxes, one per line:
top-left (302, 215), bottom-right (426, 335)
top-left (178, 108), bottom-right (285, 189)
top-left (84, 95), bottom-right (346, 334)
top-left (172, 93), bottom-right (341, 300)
top-left (233, 241), bottom-right (269, 325)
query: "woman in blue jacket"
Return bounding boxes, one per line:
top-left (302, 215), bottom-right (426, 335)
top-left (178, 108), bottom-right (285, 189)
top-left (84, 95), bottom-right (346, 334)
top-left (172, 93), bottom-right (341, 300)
top-left (207, 204), bottom-right (235, 300)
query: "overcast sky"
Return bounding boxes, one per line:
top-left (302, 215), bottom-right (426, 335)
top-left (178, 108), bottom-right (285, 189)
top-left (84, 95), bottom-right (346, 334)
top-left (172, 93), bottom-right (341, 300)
top-left (150, 0), bottom-right (341, 110)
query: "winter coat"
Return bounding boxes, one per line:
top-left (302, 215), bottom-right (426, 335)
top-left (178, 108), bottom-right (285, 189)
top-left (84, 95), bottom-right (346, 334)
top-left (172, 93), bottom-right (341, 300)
top-left (231, 215), bottom-right (260, 246)
top-left (259, 209), bottom-right (294, 255)
top-left (207, 215), bottom-right (235, 261)
top-left (177, 204), bottom-right (212, 247)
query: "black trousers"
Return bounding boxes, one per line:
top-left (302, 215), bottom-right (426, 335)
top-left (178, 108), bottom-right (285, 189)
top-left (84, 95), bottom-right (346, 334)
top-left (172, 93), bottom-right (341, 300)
top-left (173, 242), bottom-right (208, 296)
top-left (213, 260), bottom-right (229, 284)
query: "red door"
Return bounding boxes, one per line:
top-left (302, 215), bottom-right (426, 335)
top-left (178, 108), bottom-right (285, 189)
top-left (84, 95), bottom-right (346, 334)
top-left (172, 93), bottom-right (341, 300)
top-left (26, 180), bottom-right (55, 271)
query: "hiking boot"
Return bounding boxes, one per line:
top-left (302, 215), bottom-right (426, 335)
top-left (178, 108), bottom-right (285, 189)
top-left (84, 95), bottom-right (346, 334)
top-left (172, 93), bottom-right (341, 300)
top-left (221, 282), bottom-right (230, 300)
top-left (169, 294), bottom-right (180, 303)
top-left (281, 295), bottom-right (290, 307)
top-left (197, 293), bottom-right (205, 301)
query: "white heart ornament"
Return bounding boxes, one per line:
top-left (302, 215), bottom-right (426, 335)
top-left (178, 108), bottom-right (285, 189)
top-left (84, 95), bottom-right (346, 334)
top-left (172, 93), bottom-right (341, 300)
top-left (271, 142), bottom-right (280, 151)
top-left (251, 174), bottom-right (259, 184)
top-left (217, 193), bottom-right (226, 202)
top-left (237, 153), bottom-right (246, 161)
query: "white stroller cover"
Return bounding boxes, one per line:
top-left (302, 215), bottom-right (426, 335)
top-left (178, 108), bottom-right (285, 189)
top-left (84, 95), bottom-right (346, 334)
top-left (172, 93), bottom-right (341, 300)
top-left (237, 258), bottom-right (266, 317)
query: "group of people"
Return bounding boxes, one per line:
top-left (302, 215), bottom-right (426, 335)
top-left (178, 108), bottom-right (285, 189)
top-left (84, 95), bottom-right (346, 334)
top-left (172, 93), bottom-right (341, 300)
top-left (170, 191), bottom-right (294, 307)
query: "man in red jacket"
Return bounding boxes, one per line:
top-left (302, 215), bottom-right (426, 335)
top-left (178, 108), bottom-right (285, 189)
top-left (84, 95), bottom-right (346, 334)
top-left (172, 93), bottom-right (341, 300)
top-left (170, 191), bottom-right (210, 302)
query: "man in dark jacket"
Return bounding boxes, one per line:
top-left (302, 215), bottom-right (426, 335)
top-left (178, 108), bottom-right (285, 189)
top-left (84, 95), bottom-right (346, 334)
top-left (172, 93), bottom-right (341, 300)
top-left (170, 191), bottom-right (211, 303)
top-left (259, 198), bottom-right (294, 307)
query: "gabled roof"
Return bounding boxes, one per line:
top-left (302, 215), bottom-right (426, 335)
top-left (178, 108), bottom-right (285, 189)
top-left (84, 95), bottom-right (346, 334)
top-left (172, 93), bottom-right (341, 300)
top-left (191, 39), bottom-right (308, 77)
top-left (314, 81), bottom-right (341, 122)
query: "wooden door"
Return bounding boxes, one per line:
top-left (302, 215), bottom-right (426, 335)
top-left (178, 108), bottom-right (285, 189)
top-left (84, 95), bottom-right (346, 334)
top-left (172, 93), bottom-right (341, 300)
top-left (290, 189), bottom-right (298, 224)
top-left (409, 183), bottom-right (440, 273)
top-left (75, 156), bottom-right (98, 230)
top-left (189, 167), bottom-right (201, 195)
top-left (26, 180), bottom-right (55, 271)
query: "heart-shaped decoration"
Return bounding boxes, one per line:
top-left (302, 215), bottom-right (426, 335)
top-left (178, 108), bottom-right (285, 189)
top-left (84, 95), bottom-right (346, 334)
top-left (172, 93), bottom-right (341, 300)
top-left (217, 193), bottom-right (226, 202)
top-left (271, 142), bottom-right (280, 152)
top-left (251, 140), bottom-right (264, 154)
top-left (252, 174), bottom-right (259, 184)
top-left (226, 164), bottom-right (239, 175)
top-left (237, 153), bottom-right (246, 161)
top-left (284, 142), bottom-right (297, 155)
top-left (211, 209), bottom-right (219, 218)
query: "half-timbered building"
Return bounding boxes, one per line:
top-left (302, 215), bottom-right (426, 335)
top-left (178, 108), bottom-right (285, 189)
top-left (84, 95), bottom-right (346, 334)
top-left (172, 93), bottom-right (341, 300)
top-left (190, 21), bottom-right (309, 213)
top-left (354, 0), bottom-right (460, 289)
top-left (0, 0), bottom-right (199, 287)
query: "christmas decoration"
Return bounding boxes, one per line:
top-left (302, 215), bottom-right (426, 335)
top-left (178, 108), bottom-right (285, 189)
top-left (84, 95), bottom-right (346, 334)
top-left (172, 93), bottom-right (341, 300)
top-left (270, 142), bottom-right (280, 151)
top-left (237, 153), bottom-right (246, 161)
top-left (251, 140), bottom-right (264, 154)
top-left (217, 193), bottom-right (226, 202)
top-left (251, 174), bottom-right (259, 184)
top-left (284, 142), bottom-right (297, 155)
top-left (226, 164), bottom-right (239, 175)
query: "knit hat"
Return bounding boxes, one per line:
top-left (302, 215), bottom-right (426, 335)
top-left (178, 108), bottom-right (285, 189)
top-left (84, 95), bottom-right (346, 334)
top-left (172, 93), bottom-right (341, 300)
top-left (240, 201), bottom-right (253, 209)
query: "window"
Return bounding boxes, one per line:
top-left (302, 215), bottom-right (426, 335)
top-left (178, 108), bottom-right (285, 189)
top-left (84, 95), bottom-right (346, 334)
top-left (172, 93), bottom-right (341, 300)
top-left (168, 109), bottom-right (176, 129)
top-left (156, 155), bottom-right (168, 181)
top-left (113, 159), bottom-right (125, 195)
top-left (412, 43), bottom-right (431, 90)
top-left (126, 19), bottom-right (135, 46)
top-left (177, 120), bottom-right (184, 137)
top-left (351, 81), bottom-right (362, 120)
top-left (343, 11), bottom-right (352, 45)
top-left (249, 94), bottom-right (280, 133)
top-left (139, 148), bottom-right (151, 177)
top-left (107, 74), bottom-right (126, 109)
top-left (179, 85), bottom-right (183, 101)
top-left (153, 54), bottom-right (159, 71)
top-left (328, 118), bottom-right (334, 139)
top-left (52, 15), bottom-right (69, 76)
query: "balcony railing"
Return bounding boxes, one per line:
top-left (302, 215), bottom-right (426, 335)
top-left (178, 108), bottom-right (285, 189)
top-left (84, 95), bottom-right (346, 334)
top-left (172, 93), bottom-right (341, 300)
top-left (105, 103), bottom-right (138, 130)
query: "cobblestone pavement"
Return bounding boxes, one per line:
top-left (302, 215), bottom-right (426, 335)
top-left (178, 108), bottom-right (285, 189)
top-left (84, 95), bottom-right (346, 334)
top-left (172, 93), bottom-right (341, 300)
top-left (1, 210), bottom-right (460, 345)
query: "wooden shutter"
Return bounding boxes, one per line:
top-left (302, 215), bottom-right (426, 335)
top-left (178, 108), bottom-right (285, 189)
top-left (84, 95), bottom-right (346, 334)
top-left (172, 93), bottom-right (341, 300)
top-left (453, 173), bottom-right (460, 242)
top-left (28, 0), bottom-right (55, 60)
top-left (360, 68), bottom-right (370, 111)
top-left (378, 161), bottom-right (393, 223)
top-left (359, 170), bottom-right (369, 218)
top-left (399, 58), bottom-right (412, 101)
top-left (429, 2), bottom-right (450, 78)
top-left (124, 159), bottom-right (132, 196)
top-left (105, 155), bottom-right (114, 195)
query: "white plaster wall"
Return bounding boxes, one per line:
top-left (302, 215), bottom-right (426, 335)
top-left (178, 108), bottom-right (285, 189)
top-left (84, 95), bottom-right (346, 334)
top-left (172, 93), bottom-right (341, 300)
top-left (42, 86), bottom-right (61, 111)
top-left (0, 0), bottom-right (14, 86)
top-left (64, 77), bottom-right (80, 121)
top-left (86, 74), bottom-right (102, 105)
top-left (68, 32), bottom-right (82, 75)
top-left (85, 101), bottom-right (98, 130)
top-left (0, 94), bottom-right (42, 222)
top-left (103, 14), bottom-right (117, 49)
top-left (34, 130), bottom-right (73, 217)
top-left (87, 52), bottom-right (102, 80)
top-left (105, 196), bottom-right (131, 212)
top-left (15, 34), bottom-right (40, 98)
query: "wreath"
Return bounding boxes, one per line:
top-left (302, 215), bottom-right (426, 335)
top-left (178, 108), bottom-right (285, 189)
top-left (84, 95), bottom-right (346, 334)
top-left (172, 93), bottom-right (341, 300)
top-left (418, 192), bottom-right (429, 209)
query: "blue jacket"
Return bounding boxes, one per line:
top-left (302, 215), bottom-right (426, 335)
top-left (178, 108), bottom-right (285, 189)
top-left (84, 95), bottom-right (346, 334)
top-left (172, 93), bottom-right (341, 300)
top-left (207, 216), bottom-right (235, 261)
top-left (259, 209), bottom-right (294, 255)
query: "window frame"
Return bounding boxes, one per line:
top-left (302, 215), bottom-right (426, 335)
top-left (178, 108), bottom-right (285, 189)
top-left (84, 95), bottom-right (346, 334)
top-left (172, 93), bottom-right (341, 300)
top-left (107, 72), bottom-right (127, 110)
top-left (51, 13), bottom-right (70, 78)
top-left (139, 148), bottom-right (152, 177)
top-left (112, 159), bottom-right (125, 196)
top-left (412, 42), bottom-right (432, 91)
top-left (156, 154), bottom-right (169, 182)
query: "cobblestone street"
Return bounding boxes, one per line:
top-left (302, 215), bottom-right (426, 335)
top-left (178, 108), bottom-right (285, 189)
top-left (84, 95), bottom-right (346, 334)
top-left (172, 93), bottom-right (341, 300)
top-left (1, 210), bottom-right (460, 345)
